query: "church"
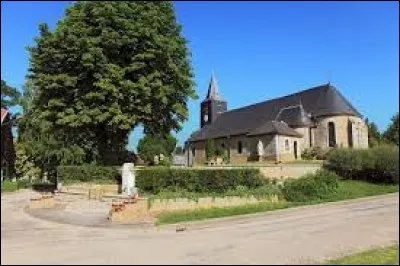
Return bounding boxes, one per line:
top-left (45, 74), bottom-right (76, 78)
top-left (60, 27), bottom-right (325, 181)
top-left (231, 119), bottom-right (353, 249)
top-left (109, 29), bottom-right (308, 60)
top-left (187, 74), bottom-right (369, 165)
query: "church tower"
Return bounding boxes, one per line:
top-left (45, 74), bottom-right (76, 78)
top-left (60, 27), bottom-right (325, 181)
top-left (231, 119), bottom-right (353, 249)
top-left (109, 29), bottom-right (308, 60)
top-left (200, 73), bottom-right (227, 128)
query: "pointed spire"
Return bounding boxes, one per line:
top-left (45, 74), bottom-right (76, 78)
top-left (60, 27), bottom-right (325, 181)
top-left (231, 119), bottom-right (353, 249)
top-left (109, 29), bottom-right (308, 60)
top-left (205, 71), bottom-right (223, 101)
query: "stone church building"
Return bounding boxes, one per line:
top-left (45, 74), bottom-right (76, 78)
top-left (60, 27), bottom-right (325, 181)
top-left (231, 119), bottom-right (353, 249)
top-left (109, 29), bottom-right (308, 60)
top-left (187, 74), bottom-right (368, 165)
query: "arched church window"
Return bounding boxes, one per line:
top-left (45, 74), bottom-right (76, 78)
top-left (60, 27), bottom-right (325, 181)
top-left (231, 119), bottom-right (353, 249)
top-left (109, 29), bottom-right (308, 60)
top-left (328, 122), bottom-right (336, 147)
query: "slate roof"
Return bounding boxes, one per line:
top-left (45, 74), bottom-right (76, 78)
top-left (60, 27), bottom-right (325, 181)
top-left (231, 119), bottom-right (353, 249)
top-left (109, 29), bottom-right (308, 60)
top-left (189, 83), bottom-right (362, 141)
top-left (275, 104), bottom-right (313, 127)
top-left (248, 121), bottom-right (303, 137)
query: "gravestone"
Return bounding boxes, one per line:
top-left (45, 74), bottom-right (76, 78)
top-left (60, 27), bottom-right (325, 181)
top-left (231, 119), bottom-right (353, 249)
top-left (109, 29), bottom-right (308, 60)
top-left (121, 163), bottom-right (137, 196)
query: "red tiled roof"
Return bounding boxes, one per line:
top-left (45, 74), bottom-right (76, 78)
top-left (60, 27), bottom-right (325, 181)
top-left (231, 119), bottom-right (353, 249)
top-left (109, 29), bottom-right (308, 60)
top-left (1, 108), bottom-right (8, 124)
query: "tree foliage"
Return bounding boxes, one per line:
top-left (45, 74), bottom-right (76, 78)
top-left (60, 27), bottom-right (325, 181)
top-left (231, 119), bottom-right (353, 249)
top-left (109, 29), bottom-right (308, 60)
top-left (1, 79), bottom-right (21, 108)
top-left (26, 1), bottom-right (196, 165)
top-left (15, 80), bottom-right (86, 181)
top-left (383, 113), bottom-right (399, 146)
top-left (137, 133), bottom-right (177, 165)
top-left (365, 118), bottom-right (381, 147)
top-left (205, 139), bottom-right (216, 160)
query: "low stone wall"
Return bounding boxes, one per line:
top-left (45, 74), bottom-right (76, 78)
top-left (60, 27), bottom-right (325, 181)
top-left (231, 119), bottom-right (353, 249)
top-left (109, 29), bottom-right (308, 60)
top-left (109, 195), bottom-right (280, 223)
top-left (259, 164), bottom-right (321, 179)
top-left (28, 194), bottom-right (55, 209)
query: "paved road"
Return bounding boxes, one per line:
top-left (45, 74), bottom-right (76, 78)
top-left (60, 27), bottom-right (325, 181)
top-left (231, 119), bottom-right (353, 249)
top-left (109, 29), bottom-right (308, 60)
top-left (1, 190), bottom-right (399, 265)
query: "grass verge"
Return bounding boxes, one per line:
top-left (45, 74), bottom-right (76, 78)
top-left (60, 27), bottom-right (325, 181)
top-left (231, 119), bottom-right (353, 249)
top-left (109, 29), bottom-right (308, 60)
top-left (325, 244), bottom-right (399, 265)
top-left (155, 180), bottom-right (398, 225)
top-left (155, 201), bottom-right (288, 225)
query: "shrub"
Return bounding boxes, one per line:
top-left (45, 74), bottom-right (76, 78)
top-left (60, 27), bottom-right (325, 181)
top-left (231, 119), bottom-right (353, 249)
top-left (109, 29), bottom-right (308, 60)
top-left (136, 168), bottom-right (264, 194)
top-left (57, 165), bottom-right (120, 184)
top-left (282, 169), bottom-right (340, 202)
top-left (1, 180), bottom-right (31, 193)
top-left (301, 147), bottom-right (332, 160)
top-left (324, 145), bottom-right (399, 184)
top-left (159, 156), bottom-right (171, 167)
top-left (301, 148), bottom-right (314, 160)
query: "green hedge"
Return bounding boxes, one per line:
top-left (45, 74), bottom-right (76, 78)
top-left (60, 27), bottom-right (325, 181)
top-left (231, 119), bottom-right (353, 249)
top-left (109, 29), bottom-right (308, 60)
top-left (282, 169), bottom-right (340, 202)
top-left (1, 180), bottom-right (31, 193)
top-left (324, 145), bottom-right (399, 184)
top-left (136, 168), bottom-right (265, 194)
top-left (57, 165), bottom-right (120, 184)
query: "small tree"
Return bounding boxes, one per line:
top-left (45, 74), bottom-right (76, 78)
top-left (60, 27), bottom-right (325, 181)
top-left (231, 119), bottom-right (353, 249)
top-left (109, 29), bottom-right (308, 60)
top-left (137, 133), bottom-right (177, 165)
top-left (365, 118), bottom-right (381, 147)
top-left (205, 139), bottom-right (216, 161)
top-left (383, 113), bottom-right (399, 146)
top-left (14, 142), bottom-right (41, 182)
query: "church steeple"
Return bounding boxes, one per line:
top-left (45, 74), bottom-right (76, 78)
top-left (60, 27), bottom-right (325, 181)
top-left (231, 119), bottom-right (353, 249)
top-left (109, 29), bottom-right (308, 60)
top-left (200, 72), bottom-right (227, 128)
top-left (205, 71), bottom-right (224, 101)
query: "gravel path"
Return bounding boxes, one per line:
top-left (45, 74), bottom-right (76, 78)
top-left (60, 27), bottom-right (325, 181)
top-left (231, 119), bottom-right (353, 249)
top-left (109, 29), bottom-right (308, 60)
top-left (1, 190), bottom-right (398, 265)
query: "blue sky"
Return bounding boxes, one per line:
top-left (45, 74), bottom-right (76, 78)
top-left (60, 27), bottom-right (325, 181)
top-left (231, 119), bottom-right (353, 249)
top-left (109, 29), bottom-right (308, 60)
top-left (1, 1), bottom-right (399, 150)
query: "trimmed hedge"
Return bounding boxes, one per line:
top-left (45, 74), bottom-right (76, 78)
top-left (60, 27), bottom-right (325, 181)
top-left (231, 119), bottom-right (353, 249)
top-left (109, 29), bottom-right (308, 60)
top-left (1, 180), bottom-right (31, 193)
top-left (136, 168), bottom-right (265, 193)
top-left (57, 165), bottom-right (120, 184)
top-left (282, 169), bottom-right (340, 202)
top-left (324, 145), bottom-right (399, 184)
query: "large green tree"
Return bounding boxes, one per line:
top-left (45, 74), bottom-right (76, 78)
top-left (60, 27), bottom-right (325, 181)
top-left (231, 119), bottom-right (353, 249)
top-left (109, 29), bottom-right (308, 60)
top-left (1, 79), bottom-right (21, 108)
top-left (383, 113), bottom-right (399, 145)
top-left (27, 1), bottom-right (196, 165)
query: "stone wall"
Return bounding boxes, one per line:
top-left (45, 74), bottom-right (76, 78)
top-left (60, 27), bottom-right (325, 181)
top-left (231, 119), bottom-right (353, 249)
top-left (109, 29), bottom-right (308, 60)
top-left (293, 127), bottom-right (312, 151)
top-left (259, 164), bottom-right (321, 179)
top-left (248, 135), bottom-right (277, 161)
top-left (276, 135), bottom-right (302, 161)
top-left (228, 135), bottom-right (251, 164)
top-left (313, 115), bottom-right (368, 148)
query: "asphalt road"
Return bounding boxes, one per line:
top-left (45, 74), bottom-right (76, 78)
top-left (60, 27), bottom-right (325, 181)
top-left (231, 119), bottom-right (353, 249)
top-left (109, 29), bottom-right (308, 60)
top-left (1, 190), bottom-right (398, 265)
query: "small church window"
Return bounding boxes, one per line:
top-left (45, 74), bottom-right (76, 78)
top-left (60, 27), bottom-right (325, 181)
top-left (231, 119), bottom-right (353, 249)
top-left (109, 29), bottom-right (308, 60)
top-left (191, 147), bottom-right (196, 157)
top-left (328, 122), bottom-right (336, 147)
top-left (238, 141), bottom-right (243, 154)
top-left (285, 139), bottom-right (289, 151)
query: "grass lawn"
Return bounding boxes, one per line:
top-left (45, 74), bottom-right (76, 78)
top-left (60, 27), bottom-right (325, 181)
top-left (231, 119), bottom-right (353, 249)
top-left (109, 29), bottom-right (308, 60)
top-left (155, 180), bottom-right (398, 225)
top-left (155, 201), bottom-right (288, 225)
top-left (325, 244), bottom-right (399, 265)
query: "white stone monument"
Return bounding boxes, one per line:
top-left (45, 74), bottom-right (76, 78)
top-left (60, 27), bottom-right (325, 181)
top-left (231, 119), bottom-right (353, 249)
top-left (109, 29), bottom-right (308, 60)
top-left (122, 163), bottom-right (137, 196)
top-left (257, 140), bottom-right (264, 157)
